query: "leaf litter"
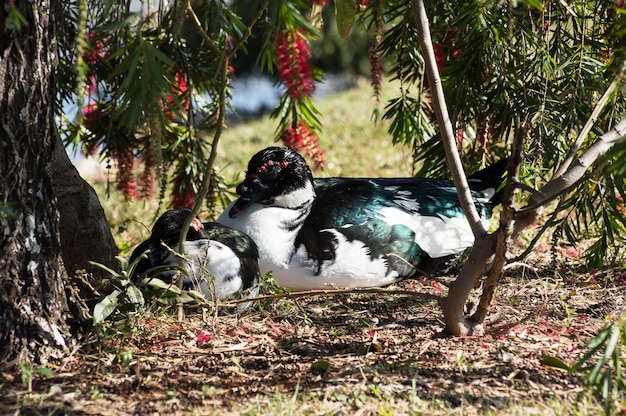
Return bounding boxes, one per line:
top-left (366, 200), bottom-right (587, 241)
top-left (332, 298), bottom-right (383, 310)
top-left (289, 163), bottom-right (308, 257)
top-left (1, 252), bottom-right (625, 415)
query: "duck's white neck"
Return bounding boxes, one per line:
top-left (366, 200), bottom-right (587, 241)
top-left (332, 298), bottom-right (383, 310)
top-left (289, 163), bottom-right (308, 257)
top-left (272, 180), bottom-right (316, 209)
top-left (217, 181), bottom-right (315, 273)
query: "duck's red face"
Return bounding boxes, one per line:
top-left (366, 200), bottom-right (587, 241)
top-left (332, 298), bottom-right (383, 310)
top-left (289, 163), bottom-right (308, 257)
top-left (229, 146), bottom-right (313, 218)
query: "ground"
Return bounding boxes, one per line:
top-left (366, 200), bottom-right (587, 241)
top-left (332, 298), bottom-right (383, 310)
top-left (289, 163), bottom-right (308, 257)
top-left (1, 246), bottom-right (624, 415)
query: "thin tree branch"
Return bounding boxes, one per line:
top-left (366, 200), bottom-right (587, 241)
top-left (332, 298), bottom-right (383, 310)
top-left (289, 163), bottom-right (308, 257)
top-left (520, 117), bottom-right (626, 214)
top-left (174, 3), bottom-right (268, 286)
top-left (212, 286), bottom-right (443, 307)
top-left (178, 53), bottom-right (230, 259)
top-left (170, 0), bottom-right (190, 37)
top-left (554, 76), bottom-right (620, 178)
top-left (411, 0), bottom-right (487, 238)
top-left (185, 2), bottom-right (220, 54)
top-left (471, 119), bottom-right (526, 325)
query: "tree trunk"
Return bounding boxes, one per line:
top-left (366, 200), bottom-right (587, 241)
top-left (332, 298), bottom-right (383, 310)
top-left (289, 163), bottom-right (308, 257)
top-left (0, 0), bottom-right (80, 366)
top-left (50, 131), bottom-right (118, 280)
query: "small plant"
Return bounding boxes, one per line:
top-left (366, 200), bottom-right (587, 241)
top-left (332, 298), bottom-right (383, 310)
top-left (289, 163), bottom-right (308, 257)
top-left (90, 253), bottom-right (206, 325)
top-left (454, 351), bottom-right (467, 376)
top-left (19, 361), bottom-right (53, 393)
top-left (543, 314), bottom-right (626, 414)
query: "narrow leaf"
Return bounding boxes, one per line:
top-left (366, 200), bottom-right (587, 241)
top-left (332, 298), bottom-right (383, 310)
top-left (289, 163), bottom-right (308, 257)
top-left (335, 0), bottom-right (356, 40)
top-left (541, 355), bottom-right (571, 371)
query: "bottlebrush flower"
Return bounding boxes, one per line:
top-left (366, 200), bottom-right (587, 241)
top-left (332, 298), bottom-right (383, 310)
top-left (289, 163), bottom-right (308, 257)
top-left (82, 102), bottom-right (101, 135)
top-left (171, 174), bottom-right (196, 208)
top-left (140, 146), bottom-right (155, 199)
top-left (369, 27), bottom-right (384, 105)
top-left (112, 148), bottom-right (138, 201)
top-left (280, 122), bottom-right (325, 170)
top-left (275, 30), bottom-right (316, 101)
top-left (163, 71), bottom-right (190, 122)
top-left (83, 33), bottom-right (107, 97)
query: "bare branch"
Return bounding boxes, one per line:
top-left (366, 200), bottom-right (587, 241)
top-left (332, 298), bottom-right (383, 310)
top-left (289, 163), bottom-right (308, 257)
top-left (410, 0), bottom-right (487, 238)
top-left (521, 117), bottom-right (626, 214)
top-left (554, 75), bottom-right (620, 178)
top-left (170, 0), bottom-right (190, 37)
top-left (213, 286), bottom-right (443, 307)
top-left (471, 120), bottom-right (526, 325)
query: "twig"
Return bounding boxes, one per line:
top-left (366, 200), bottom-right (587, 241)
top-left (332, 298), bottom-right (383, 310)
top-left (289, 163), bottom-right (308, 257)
top-left (410, 0), bottom-right (487, 238)
top-left (201, 286), bottom-right (444, 308)
top-left (554, 77), bottom-right (620, 178)
top-left (487, 297), bottom-right (548, 337)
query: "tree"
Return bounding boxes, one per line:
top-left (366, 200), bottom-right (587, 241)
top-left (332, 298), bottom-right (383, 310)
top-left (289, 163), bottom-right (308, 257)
top-left (0, 1), bottom-right (117, 364)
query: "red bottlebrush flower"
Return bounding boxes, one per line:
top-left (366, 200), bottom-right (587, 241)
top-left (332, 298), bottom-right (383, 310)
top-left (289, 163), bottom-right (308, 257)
top-left (196, 331), bottom-right (215, 344)
top-left (171, 174), bottom-right (196, 208)
top-left (617, 194), bottom-right (626, 213)
top-left (280, 122), bottom-right (325, 170)
top-left (275, 30), bottom-right (316, 101)
top-left (82, 33), bottom-right (105, 66)
top-left (311, 0), bottom-right (331, 6)
top-left (112, 148), bottom-right (138, 202)
top-left (433, 44), bottom-right (445, 71)
top-left (82, 102), bottom-right (100, 133)
top-left (163, 71), bottom-right (190, 122)
top-left (83, 34), bottom-right (107, 97)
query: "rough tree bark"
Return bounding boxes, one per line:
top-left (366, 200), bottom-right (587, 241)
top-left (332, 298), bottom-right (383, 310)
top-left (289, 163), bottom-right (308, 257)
top-left (0, 0), bottom-right (117, 366)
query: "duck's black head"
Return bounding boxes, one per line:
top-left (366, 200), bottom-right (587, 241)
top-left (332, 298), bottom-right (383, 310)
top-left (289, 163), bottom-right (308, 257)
top-left (151, 207), bottom-right (204, 246)
top-left (229, 146), bottom-right (314, 218)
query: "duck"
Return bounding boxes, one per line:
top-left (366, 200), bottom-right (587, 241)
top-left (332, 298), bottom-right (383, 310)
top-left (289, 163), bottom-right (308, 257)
top-left (130, 207), bottom-right (260, 311)
top-left (217, 146), bottom-right (507, 291)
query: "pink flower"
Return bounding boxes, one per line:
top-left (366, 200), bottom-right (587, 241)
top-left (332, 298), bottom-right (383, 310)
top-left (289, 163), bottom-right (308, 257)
top-left (112, 148), bottom-right (138, 201)
top-left (171, 174), bottom-right (196, 208)
top-left (196, 331), bottom-right (215, 344)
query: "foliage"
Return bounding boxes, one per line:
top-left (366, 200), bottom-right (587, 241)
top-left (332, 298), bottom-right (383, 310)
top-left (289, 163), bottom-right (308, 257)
top-left (373, 0), bottom-right (626, 266)
top-left (543, 314), bottom-right (626, 414)
top-left (90, 254), bottom-right (206, 325)
top-left (19, 362), bottom-right (53, 393)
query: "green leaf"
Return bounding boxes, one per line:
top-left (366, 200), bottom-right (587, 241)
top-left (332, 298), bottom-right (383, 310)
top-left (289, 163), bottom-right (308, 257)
top-left (309, 359), bottom-right (330, 374)
top-left (115, 256), bottom-right (130, 273)
top-left (126, 285), bottom-right (145, 306)
top-left (541, 355), bottom-right (571, 371)
top-left (93, 290), bottom-right (122, 324)
top-left (142, 277), bottom-right (182, 294)
top-left (334, 0), bottom-right (356, 40)
top-left (88, 261), bottom-right (123, 279)
top-left (34, 367), bottom-right (54, 378)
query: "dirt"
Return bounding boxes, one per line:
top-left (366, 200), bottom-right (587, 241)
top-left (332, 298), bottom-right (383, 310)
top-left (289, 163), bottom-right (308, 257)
top-left (1, 251), bottom-right (625, 415)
